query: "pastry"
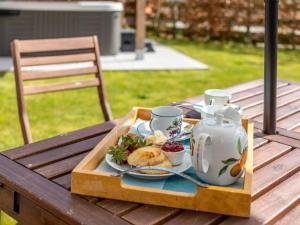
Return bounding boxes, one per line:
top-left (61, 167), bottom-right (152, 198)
top-left (127, 146), bottom-right (165, 167)
top-left (139, 158), bottom-right (172, 174)
top-left (127, 146), bottom-right (172, 175)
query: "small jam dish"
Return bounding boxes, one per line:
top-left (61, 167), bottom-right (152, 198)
top-left (162, 149), bottom-right (185, 166)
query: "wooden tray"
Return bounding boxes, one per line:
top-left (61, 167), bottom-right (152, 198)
top-left (71, 107), bottom-right (253, 217)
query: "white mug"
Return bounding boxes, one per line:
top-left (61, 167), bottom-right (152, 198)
top-left (150, 106), bottom-right (183, 139)
top-left (204, 89), bottom-right (232, 106)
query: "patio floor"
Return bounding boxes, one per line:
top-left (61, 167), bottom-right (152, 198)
top-left (0, 42), bottom-right (208, 72)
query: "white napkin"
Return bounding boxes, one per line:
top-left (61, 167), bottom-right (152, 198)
top-left (128, 119), bottom-right (147, 134)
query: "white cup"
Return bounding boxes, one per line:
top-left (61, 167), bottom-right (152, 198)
top-left (204, 89), bottom-right (232, 106)
top-left (150, 106), bottom-right (183, 139)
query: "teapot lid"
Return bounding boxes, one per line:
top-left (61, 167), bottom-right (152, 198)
top-left (203, 113), bottom-right (232, 127)
top-left (214, 105), bottom-right (242, 124)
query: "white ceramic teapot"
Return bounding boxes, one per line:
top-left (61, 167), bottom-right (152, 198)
top-left (190, 106), bottom-right (248, 186)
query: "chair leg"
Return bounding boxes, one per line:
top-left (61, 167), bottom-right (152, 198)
top-left (19, 112), bottom-right (32, 144)
top-left (102, 102), bottom-right (113, 122)
top-left (93, 36), bottom-right (113, 122)
top-left (98, 95), bottom-right (113, 121)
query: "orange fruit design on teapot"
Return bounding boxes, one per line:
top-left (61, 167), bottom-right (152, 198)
top-left (219, 138), bottom-right (247, 177)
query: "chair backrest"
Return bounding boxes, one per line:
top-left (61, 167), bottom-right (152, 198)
top-left (11, 36), bottom-right (113, 144)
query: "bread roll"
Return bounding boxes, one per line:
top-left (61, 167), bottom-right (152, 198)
top-left (127, 146), bottom-right (165, 166)
top-left (127, 146), bottom-right (173, 174)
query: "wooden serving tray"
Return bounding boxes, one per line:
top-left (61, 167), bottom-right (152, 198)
top-left (71, 107), bottom-right (253, 217)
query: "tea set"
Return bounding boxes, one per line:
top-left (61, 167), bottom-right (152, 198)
top-left (138, 89), bottom-right (247, 186)
top-left (107, 89), bottom-right (247, 186)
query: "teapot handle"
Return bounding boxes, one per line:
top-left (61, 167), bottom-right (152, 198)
top-left (195, 133), bottom-right (210, 173)
top-left (209, 98), bottom-right (215, 105)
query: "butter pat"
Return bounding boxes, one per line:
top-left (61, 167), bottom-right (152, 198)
top-left (145, 131), bottom-right (167, 145)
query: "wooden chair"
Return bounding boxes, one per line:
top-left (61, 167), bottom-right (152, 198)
top-left (11, 36), bottom-right (113, 144)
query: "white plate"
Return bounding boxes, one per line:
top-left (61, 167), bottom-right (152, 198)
top-left (105, 152), bottom-right (192, 180)
top-left (137, 121), bottom-right (193, 142)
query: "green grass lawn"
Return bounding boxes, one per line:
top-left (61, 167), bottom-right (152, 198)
top-left (0, 40), bottom-right (299, 151)
top-left (0, 212), bottom-right (17, 225)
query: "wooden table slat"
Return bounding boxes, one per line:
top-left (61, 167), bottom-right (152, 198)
top-left (175, 105), bottom-right (201, 119)
top-left (3, 121), bottom-right (115, 160)
top-left (244, 88), bottom-right (300, 119)
top-left (82, 196), bottom-right (100, 204)
top-left (261, 134), bottom-right (300, 149)
top-left (277, 111), bottom-right (300, 131)
top-left (276, 127), bottom-right (300, 142)
top-left (226, 79), bottom-right (266, 94)
top-left (122, 205), bottom-right (180, 225)
top-left (292, 125), bottom-right (300, 132)
top-left (253, 142), bottom-right (292, 171)
top-left (17, 135), bottom-right (105, 169)
top-left (220, 172), bottom-right (300, 225)
top-left (253, 137), bottom-right (269, 149)
top-left (231, 81), bottom-right (287, 103)
top-left (97, 199), bottom-right (140, 216)
top-left (52, 173), bottom-right (72, 190)
top-left (273, 204), bottom-right (300, 225)
top-left (34, 152), bottom-right (88, 179)
top-left (163, 211), bottom-right (225, 225)
top-left (254, 98), bottom-right (300, 123)
top-left (252, 149), bottom-right (300, 200)
top-left (0, 154), bottom-right (130, 225)
top-left (254, 121), bottom-right (300, 141)
top-left (236, 84), bottom-right (300, 109)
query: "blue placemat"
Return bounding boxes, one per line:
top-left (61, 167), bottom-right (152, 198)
top-left (96, 159), bottom-right (200, 194)
top-left (95, 139), bottom-right (202, 194)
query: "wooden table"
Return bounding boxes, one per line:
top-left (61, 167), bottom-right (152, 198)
top-left (0, 79), bottom-right (299, 225)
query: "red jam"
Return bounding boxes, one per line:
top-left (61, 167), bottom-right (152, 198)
top-left (162, 141), bottom-right (184, 152)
